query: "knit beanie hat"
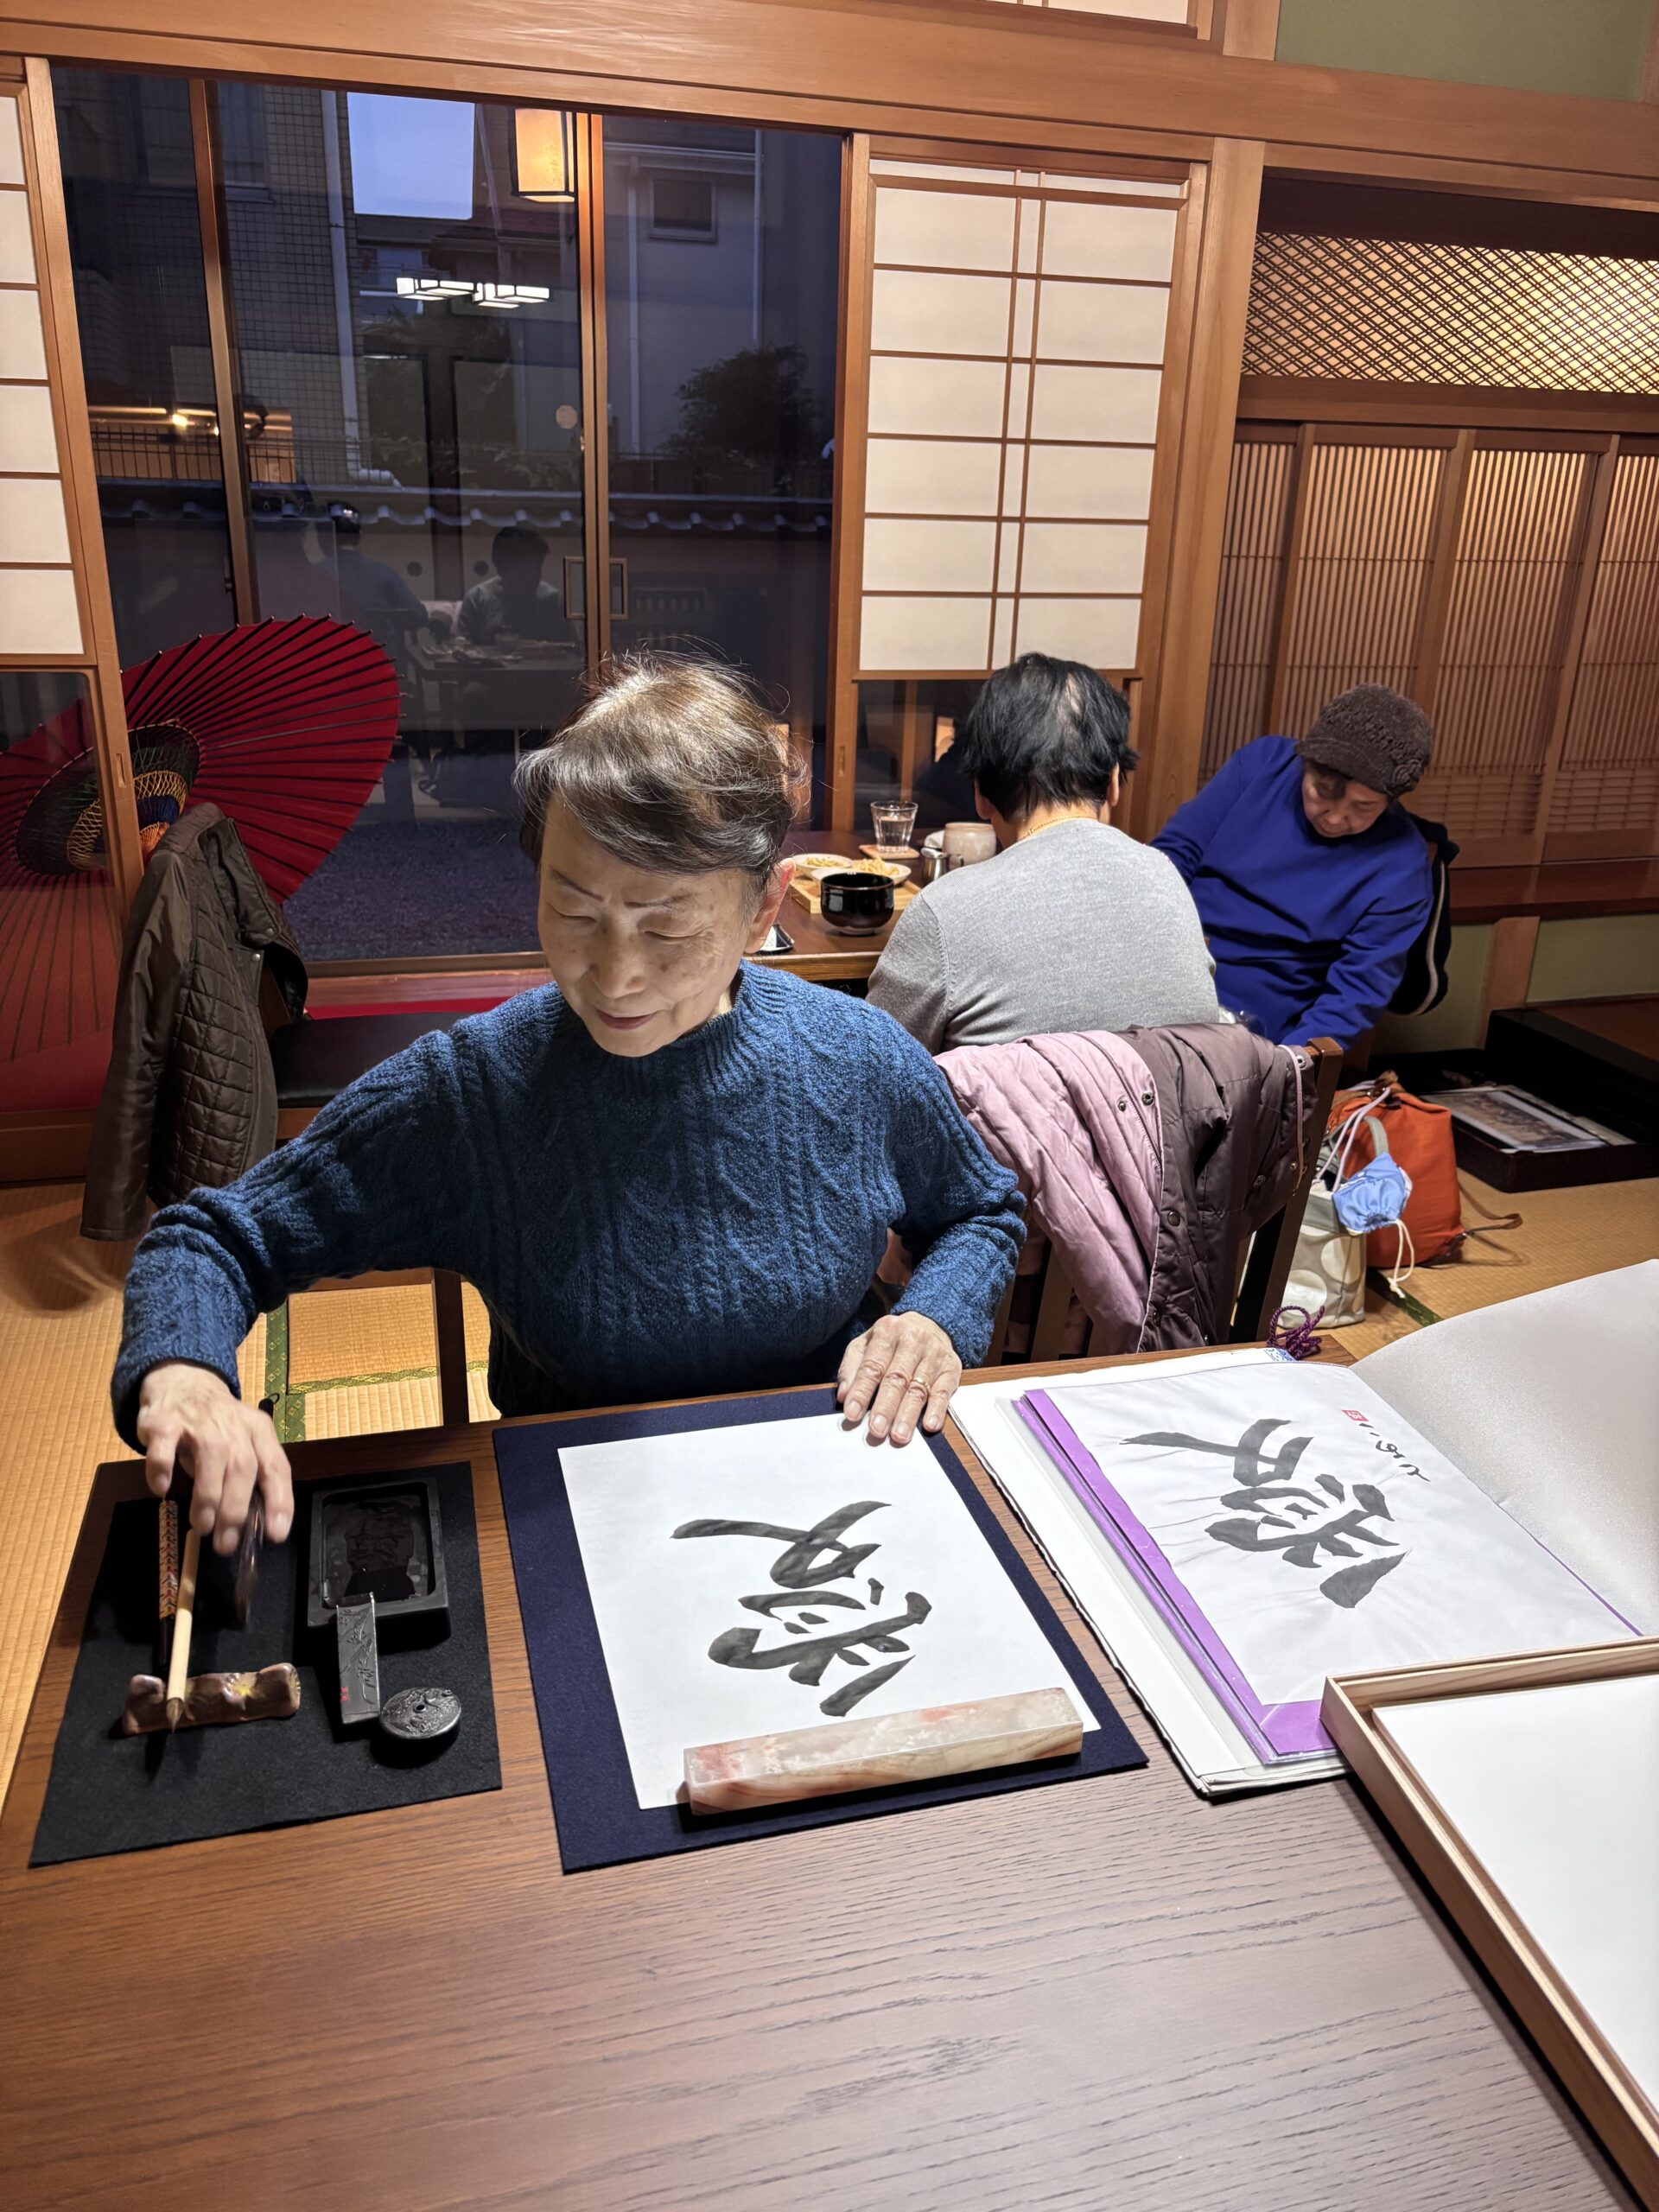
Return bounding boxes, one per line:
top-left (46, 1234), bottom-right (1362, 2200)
top-left (1296, 684), bottom-right (1433, 799)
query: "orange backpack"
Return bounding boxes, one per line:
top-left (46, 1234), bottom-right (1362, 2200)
top-left (1330, 1077), bottom-right (1465, 1269)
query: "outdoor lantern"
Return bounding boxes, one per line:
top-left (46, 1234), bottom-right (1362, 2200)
top-left (512, 109), bottom-right (576, 205)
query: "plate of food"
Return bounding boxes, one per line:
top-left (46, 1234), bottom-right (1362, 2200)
top-left (786, 852), bottom-right (911, 883)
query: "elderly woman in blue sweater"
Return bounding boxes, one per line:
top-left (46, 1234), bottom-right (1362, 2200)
top-left (117, 658), bottom-right (1024, 1554)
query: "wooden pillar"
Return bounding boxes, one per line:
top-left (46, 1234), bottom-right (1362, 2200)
top-left (19, 60), bottom-right (143, 915)
top-left (1136, 136), bottom-right (1265, 837)
top-left (825, 137), bottom-right (873, 835)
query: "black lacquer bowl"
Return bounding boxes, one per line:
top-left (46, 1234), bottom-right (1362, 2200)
top-left (818, 870), bottom-right (895, 932)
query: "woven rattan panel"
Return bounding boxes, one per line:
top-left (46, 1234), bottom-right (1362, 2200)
top-left (1244, 232), bottom-right (1659, 394)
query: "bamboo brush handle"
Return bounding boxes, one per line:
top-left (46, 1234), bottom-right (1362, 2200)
top-left (164, 1525), bottom-right (201, 1723)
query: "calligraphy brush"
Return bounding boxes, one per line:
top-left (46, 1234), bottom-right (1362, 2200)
top-left (164, 1525), bottom-right (201, 1732)
top-left (157, 1497), bottom-right (179, 1678)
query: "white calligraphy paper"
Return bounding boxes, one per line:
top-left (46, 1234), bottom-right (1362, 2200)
top-left (560, 1412), bottom-right (1097, 1808)
top-left (1033, 1364), bottom-right (1630, 1710)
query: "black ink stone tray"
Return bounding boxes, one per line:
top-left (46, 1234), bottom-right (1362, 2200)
top-left (305, 1471), bottom-right (450, 1647)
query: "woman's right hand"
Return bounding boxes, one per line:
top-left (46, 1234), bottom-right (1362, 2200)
top-left (136, 1363), bottom-right (294, 1554)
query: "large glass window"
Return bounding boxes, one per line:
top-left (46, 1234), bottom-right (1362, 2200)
top-left (603, 120), bottom-right (839, 811)
top-left (53, 79), bottom-right (841, 969)
top-left (54, 70), bottom-right (237, 662)
top-left (215, 86), bottom-right (587, 960)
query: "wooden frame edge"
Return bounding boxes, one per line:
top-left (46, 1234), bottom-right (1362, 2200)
top-left (16, 60), bottom-right (142, 914)
top-left (1322, 1637), bottom-right (1659, 2211)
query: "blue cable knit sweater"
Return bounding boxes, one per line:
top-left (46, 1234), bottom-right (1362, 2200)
top-left (111, 965), bottom-right (1025, 1446)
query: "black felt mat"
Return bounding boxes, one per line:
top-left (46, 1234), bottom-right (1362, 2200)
top-left (30, 1463), bottom-right (500, 1866)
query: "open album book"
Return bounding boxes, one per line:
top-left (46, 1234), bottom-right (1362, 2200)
top-left (951, 1281), bottom-right (1652, 1796)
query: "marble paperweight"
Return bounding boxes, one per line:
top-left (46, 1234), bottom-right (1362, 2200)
top-left (683, 1686), bottom-right (1083, 1814)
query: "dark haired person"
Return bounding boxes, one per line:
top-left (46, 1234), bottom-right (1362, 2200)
top-left (1153, 684), bottom-right (1433, 1052)
top-left (868, 653), bottom-right (1219, 1052)
top-left (458, 524), bottom-right (565, 647)
top-left (115, 657), bottom-right (1024, 1556)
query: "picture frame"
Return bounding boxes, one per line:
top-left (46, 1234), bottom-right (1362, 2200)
top-left (1322, 1637), bottom-right (1659, 2211)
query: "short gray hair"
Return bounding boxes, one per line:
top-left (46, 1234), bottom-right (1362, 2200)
top-left (515, 653), bottom-right (805, 891)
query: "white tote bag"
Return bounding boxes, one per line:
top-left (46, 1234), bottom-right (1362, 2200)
top-left (1283, 1111), bottom-right (1375, 1328)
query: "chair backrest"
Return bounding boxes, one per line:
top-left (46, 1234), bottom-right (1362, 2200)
top-left (982, 1037), bottom-right (1343, 1367)
top-left (1229, 1036), bottom-right (1344, 1342)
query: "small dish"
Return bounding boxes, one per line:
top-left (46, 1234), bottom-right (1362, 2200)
top-left (791, 852), bottom-right (910, 885)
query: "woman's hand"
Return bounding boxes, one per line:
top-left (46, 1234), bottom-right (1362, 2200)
top-left (136, 1363), bottom-right (294, 1554)
top-left (836, 1312), bottom-right (962, 1446)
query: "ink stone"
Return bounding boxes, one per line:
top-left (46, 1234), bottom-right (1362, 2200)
top-left (305, 1473), bottom-right (450, 1647)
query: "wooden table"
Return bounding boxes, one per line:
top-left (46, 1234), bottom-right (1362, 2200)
top-left (763, 829), bottom-right (907, 982)
top-left (0, 1366), bottom-right (1632, 2212)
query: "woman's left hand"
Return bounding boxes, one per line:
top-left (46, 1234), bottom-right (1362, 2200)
top-left (837, 1312), bottom-right (962, 1446)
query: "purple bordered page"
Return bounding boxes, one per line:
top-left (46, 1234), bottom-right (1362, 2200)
top-left (1017, 1364), bottom-right (1634, 1760)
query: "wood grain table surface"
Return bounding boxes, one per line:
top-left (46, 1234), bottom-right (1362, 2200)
top-left (0, 1359), bottom-right (1633, 2212)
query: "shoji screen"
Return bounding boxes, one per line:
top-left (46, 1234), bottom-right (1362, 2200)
top-left (1414, 442), bottom-right (1594, 851)
top-left (0, 89), bottom-right (80, 657)
top-left (1275, 437), bottom-right (1445, 737)
top-left (1551, 444), bottom-right (1659, 858)
top-left (1201, 430), bottom-right (1293, 779)
top-left (1200, 425), bottom-right (1659, 863)
top-left (1201, 431), bottom-right (1446, 779)
top-left (855, 157), bottom-right (1185, 683)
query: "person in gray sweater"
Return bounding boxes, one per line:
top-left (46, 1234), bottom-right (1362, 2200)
top-left (868, 655), bottom-right (1221, 1054)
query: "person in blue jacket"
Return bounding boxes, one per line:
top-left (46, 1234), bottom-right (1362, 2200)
top-left (1154, 685), bottom-right (1433, 1051)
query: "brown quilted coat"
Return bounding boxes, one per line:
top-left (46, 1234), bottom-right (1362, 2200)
top-left (81, 805), bottom-right (307, 1242)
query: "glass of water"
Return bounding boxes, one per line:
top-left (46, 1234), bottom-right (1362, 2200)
top-left (870, 799), bottom-right (919, 855)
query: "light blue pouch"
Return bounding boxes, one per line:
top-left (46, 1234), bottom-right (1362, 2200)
top-left (1332, 1121), bottom-right (1413, 1233)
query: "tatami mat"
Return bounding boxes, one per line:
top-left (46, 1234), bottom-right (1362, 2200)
top-left (1324, 1172), bottom-right (1659, 1359)
top-left (288, 1283), bottom-right (437, 1388)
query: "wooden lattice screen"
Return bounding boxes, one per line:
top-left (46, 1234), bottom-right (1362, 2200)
top-left (1201, 425), bottom-right (1658, 865)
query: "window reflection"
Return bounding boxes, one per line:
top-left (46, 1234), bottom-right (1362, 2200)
top-left (855, 680), bottom-right (983, 837)
top-left (603, 120), bottom-right (838, 818)
top-left (215, 86), bottom-right (585, 959)
top-left (0, 671), bottom-right (124, 1114)
top-left (54, 68), bottom-right (237, 663)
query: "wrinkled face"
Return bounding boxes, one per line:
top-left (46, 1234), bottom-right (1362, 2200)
top-left (536, 802), bottom-right (782, 1058)
top-left (1301, 765), bottom-right (1389, 840)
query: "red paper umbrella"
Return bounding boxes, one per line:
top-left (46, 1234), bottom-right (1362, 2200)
top-left (0, 617), bottom-right (398, 1078)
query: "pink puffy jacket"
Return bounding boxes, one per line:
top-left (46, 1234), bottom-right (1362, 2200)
top-left (936, 1031), bottom-right (1162, 1354)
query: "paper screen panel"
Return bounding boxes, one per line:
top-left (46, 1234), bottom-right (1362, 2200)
top-left (858, 156), bottom-right (1181, 681)
top-left (1200, 434), bottom-right (1295, 781)
top-left (1415, 445), bottom-right (1592, 846)
top-left (1550, 448), bottom-right (1659, 852)
top-left (0, 89), bottom-right (81, 658)
top-left (1277, 440), bottom-right (1443, 740)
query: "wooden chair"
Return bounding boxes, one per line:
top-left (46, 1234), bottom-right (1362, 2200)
top-left (982, 1037), bottom-right (1344, 1367)
top-left (270, 1012), bottom-right (472, 1427)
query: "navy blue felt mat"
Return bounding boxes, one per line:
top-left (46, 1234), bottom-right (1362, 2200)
top-left (494, 1386), bottom-right (1144, 1872)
